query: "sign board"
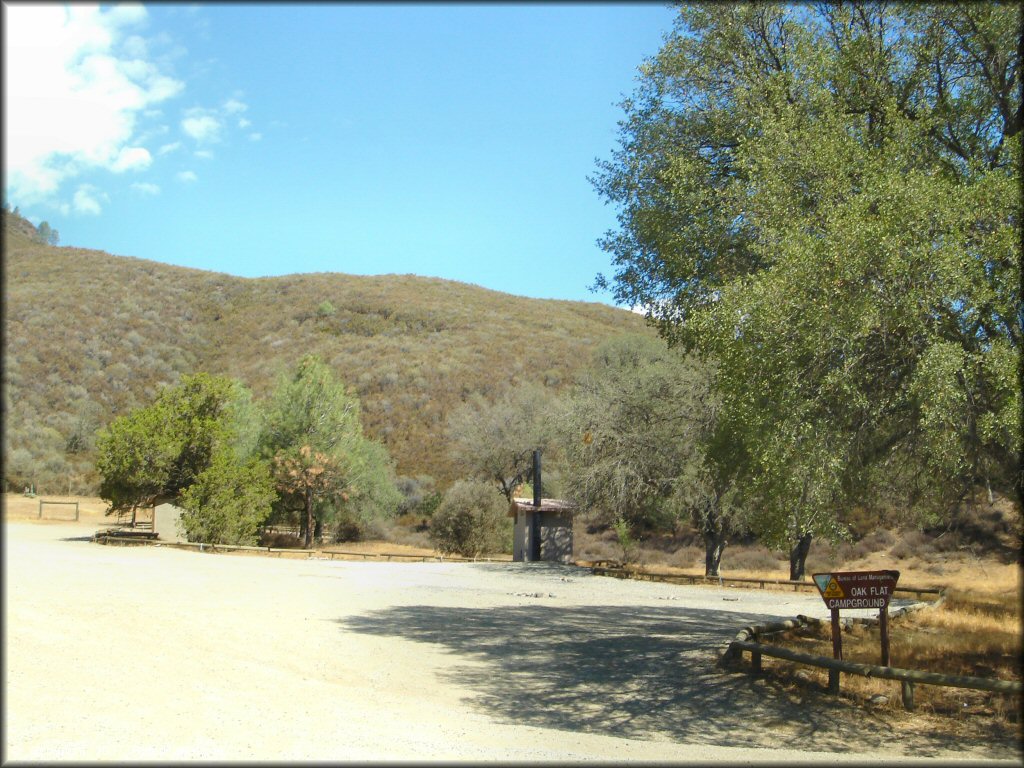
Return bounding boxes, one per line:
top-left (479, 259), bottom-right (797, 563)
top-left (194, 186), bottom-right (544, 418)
top-left (812, 570), bottom-right (899, 610)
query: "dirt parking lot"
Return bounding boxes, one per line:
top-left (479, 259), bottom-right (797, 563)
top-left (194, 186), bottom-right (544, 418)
top-left (4, 515), bottom-right (1020, 763)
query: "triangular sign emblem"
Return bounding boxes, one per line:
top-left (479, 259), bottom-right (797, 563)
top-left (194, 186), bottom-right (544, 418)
top-left (813, 574), bottom-right (831, 592)
top-left (823, 578), bottom-right (844, 599)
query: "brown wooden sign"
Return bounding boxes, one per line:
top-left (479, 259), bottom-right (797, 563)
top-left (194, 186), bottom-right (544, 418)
top-left (812, 570), bottom-right (900, 610)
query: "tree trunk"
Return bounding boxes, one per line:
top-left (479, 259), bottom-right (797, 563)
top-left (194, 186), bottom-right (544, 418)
top-left (303, 488), bottom-right (314, 549)
top-left (313, 517), bottom-right (323, 544)
top-left (703, 532), bottom-right (727, 577)
top-left (698, 498), bottom-right (727, 577)
top-left (789, 532), bottom-right (813, 581)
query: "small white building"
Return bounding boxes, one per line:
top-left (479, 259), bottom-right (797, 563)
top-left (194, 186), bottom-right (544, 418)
top-left (153, 502), bottom-right (188, 543)
top-left (509, 498), bottom-right (574, 564)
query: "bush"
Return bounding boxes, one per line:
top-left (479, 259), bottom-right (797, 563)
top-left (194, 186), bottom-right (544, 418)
top-left (613, 516), bottom-right (638, 565)
top-left (726, 545), bottom-right (785, 574)
top-left (178, 453), bottom-right (276, 545)
top-left (333, 512), bottom-right (363, 542)
top-left (890, 529), bottom-right (937, 560)
top-left (429, 480), bottom-right (510, 557)
top-left (666, 545), bottom-right (702, 570)
top-left (259, 531), bottom-right (304, 548)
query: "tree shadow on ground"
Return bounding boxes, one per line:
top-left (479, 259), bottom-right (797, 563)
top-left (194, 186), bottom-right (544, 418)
top-left (340, 601), bottom-right (1019, 758)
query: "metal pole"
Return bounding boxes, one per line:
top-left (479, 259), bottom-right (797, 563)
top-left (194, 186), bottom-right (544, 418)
top-left (532, 449), bottom-right (542, 507)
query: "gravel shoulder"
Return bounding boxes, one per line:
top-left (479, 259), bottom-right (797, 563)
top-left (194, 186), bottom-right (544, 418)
top-left (4, 519), bottom-right (1020, 763)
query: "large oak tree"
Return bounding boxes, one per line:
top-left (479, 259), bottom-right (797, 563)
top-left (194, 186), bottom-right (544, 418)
top-left (594, 2), bottom-right (1021, 578)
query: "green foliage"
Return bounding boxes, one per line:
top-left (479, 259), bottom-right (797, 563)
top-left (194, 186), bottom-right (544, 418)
top-left (35, 221), bottom-right (58, 246)
top-left (395, 475), bottom-right (437, 517)
top-left (315, 300), bottom-right (337, 318)
top-left (343, 436), bottom-right (403, 526)
top-left (95, 372), bottom-right (276, 544)
top-left (446, 381), bottom-right (558, 502)
top-left (594, 2), bottom-right (1022, 561)
top-left (260, 355), bottom-right (398, 546)
top-left (429, 479), bottom-right (511, 557)
top-left (559, 336), bottom-right (716, 529)
top-left (95, 404), bottom-right (178, 514)
top-left (612, 516), bottom-right (637, 565)
top-left (95, 373), bottom-right (245, 513)
top-left (262, 355), bottom-right (362, 455)
top-left (179, 452), bottom-right (276, 545)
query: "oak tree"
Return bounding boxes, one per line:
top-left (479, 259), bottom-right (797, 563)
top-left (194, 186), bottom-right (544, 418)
top-left (594, 3), bottom-right (1021, 578)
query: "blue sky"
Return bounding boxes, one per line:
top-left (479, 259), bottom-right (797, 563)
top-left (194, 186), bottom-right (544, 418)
top-left (4, 2), bottom-right (676, 304)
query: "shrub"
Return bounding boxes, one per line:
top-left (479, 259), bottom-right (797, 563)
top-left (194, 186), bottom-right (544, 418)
top-left (259, 531), bottom-right (304, 548)
top-left (333, 512), bottom-right (363, 542)
top-left (179, 454), bottom-right (276, 545)
top-left (666, 545), bottom-right (702, 570)
top-left (380, 520), bottom-right (433, 550)
top-left (575, 539), bottom-right (619, 563)
top-left (726, 545), bottom-right (785, 574)
top-left (429, 480), bottom-right (510, 557)
top-left (890, 529), bottom-right (937, 560)
top-left (613, 516), bottom-right (638, 565)
top-left (848, 528), bottom-right (898, 560)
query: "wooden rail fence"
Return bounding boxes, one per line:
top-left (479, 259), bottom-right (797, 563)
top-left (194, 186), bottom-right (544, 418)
top-left (725, 638), bottom-right (1022, 710)
top-left (589, 564), bottom-right (943, 600)
top-left (94, 534), bottom-right (510, 563)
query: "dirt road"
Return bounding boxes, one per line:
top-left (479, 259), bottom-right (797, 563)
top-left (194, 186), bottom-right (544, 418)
top-left (4, 519), bottom-right (1019, 762)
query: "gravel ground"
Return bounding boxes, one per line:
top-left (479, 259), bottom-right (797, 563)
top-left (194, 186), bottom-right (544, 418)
top-left (4, 519), bottom-right (1020, 763)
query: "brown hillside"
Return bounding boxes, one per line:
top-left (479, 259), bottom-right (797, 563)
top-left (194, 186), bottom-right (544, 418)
top-left (2, 210), bottom-right (651, 493)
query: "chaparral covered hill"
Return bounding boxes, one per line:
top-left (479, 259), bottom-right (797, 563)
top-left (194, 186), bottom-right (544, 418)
top-left (2, 210), bottom-right (651, 493)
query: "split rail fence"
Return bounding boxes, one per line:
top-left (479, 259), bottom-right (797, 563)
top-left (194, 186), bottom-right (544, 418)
top-left (589, 563), bottom-right (1020, 710)
top-left (725, 636), bottom-right (1022, 710)
top-left (588, 563), bottom-right (943, 600)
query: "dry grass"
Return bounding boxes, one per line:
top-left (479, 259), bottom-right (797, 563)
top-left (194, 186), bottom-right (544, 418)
top-left (4, 211), bottom-right (650, 494)
top-left (3, 493), bottom-right (111, 522)
top-left (754, 583), bottom-right (1022, 739)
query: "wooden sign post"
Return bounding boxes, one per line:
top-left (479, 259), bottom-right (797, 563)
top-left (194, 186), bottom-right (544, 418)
top-left (813, 570), bottom-right (900, 692)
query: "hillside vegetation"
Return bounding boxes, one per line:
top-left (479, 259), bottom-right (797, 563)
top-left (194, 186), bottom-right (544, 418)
top-left (2, 211), bottom-right (650, 494)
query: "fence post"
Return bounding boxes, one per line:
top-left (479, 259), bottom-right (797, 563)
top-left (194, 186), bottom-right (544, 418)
top-left (902, 681), bottom-right (915, 711)
top-left (828, 669), bottom-right (841, 695)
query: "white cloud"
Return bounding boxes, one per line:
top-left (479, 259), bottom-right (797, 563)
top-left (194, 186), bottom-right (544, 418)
top-left (122, 34), bottom-right (148, 59)
top-left (176, 170), bottom-right (198, 183)
top-left (223, 98), bottom-right (247, 114)
top-left (4, 4), bottom-right (184, 206)
top-left (194, 150), bottom-right (214, 159)
top-left (73, 185), bottom-right (106, 215)
top-left (158, 141), bottom-right (182, 155)
top-left (181, 113), bottom-right (221, 143)
top-left (249, 133), bottom-right (262, 142)
top-left (131, 182), bottom-right (160, 195)
top-left (238, 117), bottom-right (252, 129)
top-left (110, 146), bottom-right (152, 172)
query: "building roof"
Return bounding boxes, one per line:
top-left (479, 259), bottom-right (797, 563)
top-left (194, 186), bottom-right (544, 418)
top-left (509, 497), bottom-right (575, 517)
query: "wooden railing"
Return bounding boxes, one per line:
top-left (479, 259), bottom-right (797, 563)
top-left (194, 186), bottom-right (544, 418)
top-left (725, 638), bottom-right (1022, 710)
top-left (589, 564), bottom-right (943, 600)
